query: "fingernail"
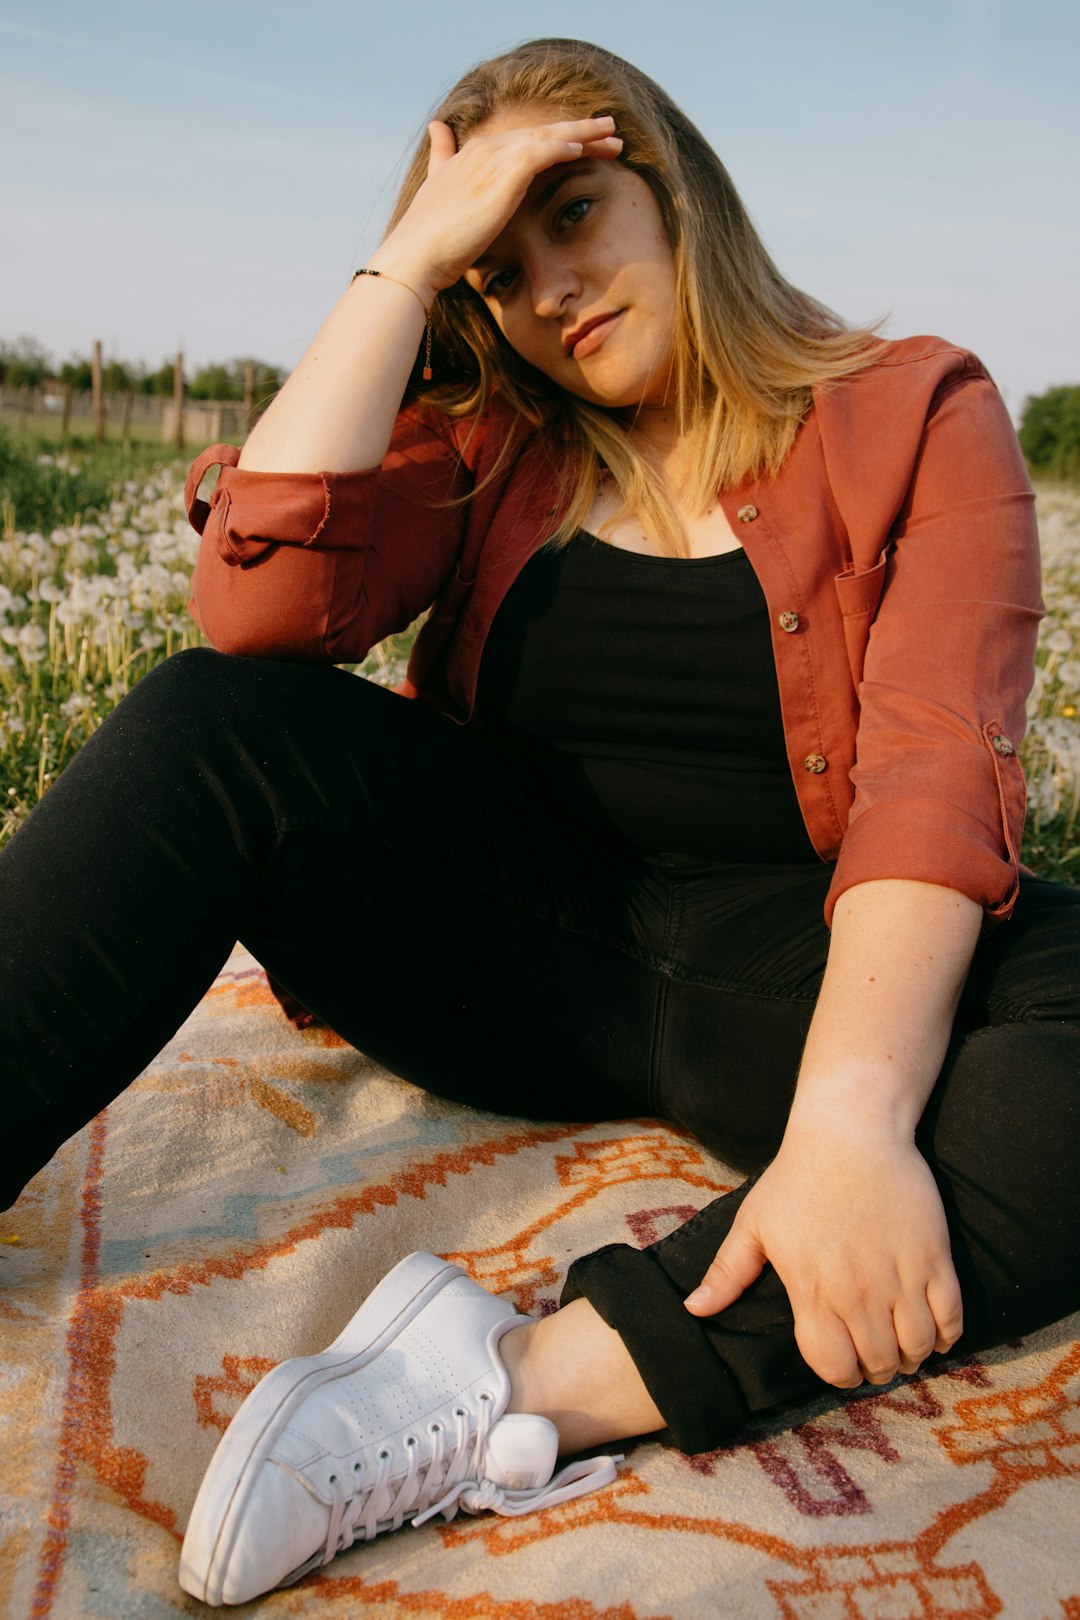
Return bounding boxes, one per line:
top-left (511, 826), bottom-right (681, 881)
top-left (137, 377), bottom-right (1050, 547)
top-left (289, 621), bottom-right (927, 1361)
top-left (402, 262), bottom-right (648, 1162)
top-left (683, 1287), bottom-right (708, 1310)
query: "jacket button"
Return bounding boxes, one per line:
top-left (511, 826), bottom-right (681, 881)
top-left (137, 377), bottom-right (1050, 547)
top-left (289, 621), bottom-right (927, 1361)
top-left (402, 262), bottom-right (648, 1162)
top-left (992, 734), bottom-right (1015, 757)
top-left (804, 754), bottom-right (827, 774)
top-left (737, 503), bottom-right (759, 523)
top-left (778, 610), bottom-right (800, 633)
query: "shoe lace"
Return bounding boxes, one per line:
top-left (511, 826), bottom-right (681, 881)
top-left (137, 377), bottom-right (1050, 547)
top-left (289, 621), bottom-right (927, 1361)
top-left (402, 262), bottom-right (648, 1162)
top-left (320, 1392), bottom-right (620, 1562)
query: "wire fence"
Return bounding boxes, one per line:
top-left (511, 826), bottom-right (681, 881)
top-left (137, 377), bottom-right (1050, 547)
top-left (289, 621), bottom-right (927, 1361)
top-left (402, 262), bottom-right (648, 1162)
top-left (0, 385), bottom-right (249, 447)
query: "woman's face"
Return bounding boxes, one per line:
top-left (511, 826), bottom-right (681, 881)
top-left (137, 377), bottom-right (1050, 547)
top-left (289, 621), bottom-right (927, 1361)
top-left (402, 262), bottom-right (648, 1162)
top-left (461, 107), bottom-right (677, 413)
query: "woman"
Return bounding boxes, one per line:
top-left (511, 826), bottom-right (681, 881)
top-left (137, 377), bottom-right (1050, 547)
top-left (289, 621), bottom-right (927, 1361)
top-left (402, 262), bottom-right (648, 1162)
top-left (3, 38), bottom-right (1076, 1609)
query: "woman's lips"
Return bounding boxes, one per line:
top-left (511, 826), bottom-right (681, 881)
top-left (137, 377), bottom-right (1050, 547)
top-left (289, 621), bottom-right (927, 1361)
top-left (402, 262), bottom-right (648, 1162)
top-left (568, 311), bottom-right (623, 360)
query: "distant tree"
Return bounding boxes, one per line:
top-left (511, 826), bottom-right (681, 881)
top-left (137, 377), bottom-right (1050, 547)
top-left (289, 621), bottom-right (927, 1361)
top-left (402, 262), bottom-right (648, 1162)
top-left (59, 356), bottom-right (94, 390)
top-left (188, 358), bottom-right (283, 403)
top-left (0, 335), bottom-right (53, 388)
top-left (1019, 386), bottom-right (1080, 482)
top-left (102, 359), bottom-right (133, 392)
top-left (141, 360), bottom-right (181, 396)
top-left (188, 363), bottom-right (234, 401)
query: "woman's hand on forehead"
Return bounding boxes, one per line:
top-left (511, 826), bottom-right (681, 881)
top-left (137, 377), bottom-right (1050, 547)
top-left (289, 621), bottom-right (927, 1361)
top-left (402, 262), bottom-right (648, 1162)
top-left (377, 115), bottom-right (623, 305)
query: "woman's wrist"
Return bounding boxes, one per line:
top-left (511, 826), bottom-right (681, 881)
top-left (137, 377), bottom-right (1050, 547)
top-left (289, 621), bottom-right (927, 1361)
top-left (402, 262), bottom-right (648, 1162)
top-left (366, 237), bottom-right (450, 309)
top-left (784, 1068), bottom-right (929, 1143)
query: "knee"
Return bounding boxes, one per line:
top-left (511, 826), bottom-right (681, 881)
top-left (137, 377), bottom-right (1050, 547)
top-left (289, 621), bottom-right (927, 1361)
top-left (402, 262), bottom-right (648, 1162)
top-left (128, 645), bottom-right (246, 709)
top-left (119, 647), bottom-right (287, 739)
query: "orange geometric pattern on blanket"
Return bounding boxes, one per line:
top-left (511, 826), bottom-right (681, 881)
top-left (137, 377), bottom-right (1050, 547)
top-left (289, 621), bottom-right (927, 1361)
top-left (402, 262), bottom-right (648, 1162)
top-left (767, 1547), bottom-right (1002, 1619)
top-left (440, 1342), bottom-right (1080, 1617)
top-left (738, 1367), bottom-right (988, 1518)
top-left (16, 955), bottom-right (1079, 1618)
top-left (248, 1075), bottom-right (318, 1135)
top-left (308, 1571), bottom-right (652, 1620)
top-left (203, 969), bottom-right (351, 1045)
top-left (451, 1465), bottom-right (1008, 1618)
top-left (193, 1354), bottom-right (277, 1433)
top-left (48, 1108), bottom-right (1080, 1618)
top-left (934, 1340), bottom-right (1080, 1479)
top-left (51, 1118), bottom-right (607, 1546)
top-left (445, 1132), bottom-right (730, 1308)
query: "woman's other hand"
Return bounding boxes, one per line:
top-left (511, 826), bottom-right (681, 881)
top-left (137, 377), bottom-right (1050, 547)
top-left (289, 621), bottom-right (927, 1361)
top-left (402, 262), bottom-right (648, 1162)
top-left (684, 1121), bottom-right (964, 1388)
top-left (376, 115), bottom-right (624, 306)
top-left (682, 878), bottom-right (979, 1390)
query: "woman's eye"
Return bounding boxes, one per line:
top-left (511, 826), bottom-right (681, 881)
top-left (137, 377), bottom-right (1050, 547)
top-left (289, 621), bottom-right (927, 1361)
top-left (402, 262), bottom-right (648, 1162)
top-left (484, 269), bottom-right (516, 299)
top-left (559, 197), bottom-right (592, 228)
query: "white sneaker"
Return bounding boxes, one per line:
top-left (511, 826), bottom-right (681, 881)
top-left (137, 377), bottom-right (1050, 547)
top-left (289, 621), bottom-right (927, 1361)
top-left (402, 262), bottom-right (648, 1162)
top-left (179, 1251), bottom-right (621, 1606)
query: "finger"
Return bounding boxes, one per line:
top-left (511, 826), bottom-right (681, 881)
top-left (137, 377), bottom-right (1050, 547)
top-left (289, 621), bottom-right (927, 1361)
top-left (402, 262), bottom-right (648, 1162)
top-left (926, 1265), bottom-right (964, 1354)
top-left (486, 116), bottom-right (619, 171)
top-left (792, 1305), bottom-right (862, 1390)
top-left (892, 1294), bottom-right (939, 1376)
top-left (426, 120), bottom-right (457, 175)
top-left (523, 114), bottom-right (617, 144)
top-left (847, 1307), bottom-right (902, 1386)
top-left (684, 1222), bottom-right (766, 1316)
top-left (576, 134), bottom-right (625, 159)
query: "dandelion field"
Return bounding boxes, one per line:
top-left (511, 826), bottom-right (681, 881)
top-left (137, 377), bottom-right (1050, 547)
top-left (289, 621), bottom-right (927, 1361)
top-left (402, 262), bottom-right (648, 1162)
top-left (0, 432), bottom-right (1077, 883)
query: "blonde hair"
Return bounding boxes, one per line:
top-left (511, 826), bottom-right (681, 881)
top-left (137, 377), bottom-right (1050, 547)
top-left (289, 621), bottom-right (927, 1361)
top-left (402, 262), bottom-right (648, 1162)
top-left (387, 38), bottom-right (884, 556)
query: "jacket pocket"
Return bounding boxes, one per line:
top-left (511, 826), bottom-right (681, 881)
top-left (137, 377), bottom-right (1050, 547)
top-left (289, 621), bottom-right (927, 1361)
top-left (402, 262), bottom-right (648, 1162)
top-left (834, 551), bottom-right (888, 688)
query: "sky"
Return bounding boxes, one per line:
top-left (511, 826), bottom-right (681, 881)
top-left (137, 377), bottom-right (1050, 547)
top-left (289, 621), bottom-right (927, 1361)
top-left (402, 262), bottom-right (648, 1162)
top-left (2, 0), bottom-right (1077, 418)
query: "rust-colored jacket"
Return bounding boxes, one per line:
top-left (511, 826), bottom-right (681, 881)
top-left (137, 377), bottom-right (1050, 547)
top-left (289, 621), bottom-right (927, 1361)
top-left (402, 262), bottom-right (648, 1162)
top-left (186, 334), bottom-right (1042, 927)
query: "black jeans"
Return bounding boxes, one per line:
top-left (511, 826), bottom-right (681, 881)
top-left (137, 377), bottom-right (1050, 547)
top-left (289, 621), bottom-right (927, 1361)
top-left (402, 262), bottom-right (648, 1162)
top-left (4, 650), bottom-right (1078, 1451)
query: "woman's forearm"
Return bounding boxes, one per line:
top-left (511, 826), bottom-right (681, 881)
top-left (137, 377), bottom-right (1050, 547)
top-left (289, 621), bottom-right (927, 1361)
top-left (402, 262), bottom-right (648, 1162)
top-left (686, 878), bottom-right (979, 1382)
top-left (787, 878), bottom-right (982, 1141)
top-left (238, 243), bottom-right (436, 476)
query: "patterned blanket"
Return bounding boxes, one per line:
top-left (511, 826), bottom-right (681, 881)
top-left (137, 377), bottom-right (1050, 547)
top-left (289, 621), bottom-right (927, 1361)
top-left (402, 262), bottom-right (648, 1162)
top-left (3, 948), bottom-right (1078, 1618)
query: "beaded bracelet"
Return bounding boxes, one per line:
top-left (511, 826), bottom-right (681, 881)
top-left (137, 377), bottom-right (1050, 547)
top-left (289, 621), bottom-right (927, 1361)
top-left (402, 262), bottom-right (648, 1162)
top-left (351, 267), bottom-right (433, 380)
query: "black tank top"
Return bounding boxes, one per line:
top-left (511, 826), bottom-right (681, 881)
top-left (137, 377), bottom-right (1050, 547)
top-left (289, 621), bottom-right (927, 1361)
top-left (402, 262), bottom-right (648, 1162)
top-left (476, 533), bottom-right (818, 862)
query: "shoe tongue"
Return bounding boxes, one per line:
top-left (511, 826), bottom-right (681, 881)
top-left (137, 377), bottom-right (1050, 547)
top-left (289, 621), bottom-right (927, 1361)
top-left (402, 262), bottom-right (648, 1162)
top-left (481, 1414), bottom-right (559, 1491)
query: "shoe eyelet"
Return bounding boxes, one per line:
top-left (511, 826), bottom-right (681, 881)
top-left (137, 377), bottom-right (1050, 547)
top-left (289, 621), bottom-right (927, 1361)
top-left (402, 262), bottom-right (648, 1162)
top-left (453, 1407), bottom-right (467, 1418)
top-left (429, 1422), bottom-right (442, 1434)
top-left (478, 1391), bottom-right (493, 1403)
top-left (405, 1435), bottom-right (417, 1448)
top-left (353, 1461), bottom-right (362, 1473)
top-left (378, 1448), bottom-right (391, 1460)
top-left (328, 1473), bottom-right (338, 1485)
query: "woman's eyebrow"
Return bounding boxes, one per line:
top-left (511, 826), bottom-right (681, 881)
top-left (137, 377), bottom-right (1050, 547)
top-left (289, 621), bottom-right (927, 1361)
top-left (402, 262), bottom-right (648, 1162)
top-left (528, 160), bottom-right (599, 215)
top-left (470, 163), bottom-right (601, 273)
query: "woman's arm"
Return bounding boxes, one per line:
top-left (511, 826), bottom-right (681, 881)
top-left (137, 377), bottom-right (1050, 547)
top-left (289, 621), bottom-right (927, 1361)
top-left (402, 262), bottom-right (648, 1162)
top-left (190, 115), bottom-right (624, 657)
top-left (239, 117), bottom-right (623, 475)
top-left (686, 877), bottom-right (978, 1386)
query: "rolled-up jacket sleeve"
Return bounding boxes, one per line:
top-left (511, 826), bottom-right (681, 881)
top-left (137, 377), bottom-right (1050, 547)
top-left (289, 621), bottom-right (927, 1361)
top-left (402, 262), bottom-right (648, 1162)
top-left (186, 407), bottom-right (472, 663)
top-left (825, 370), bottom-right (1043, 926)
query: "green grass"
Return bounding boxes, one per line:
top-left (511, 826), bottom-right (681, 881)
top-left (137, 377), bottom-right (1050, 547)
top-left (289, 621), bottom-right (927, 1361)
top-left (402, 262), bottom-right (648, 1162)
top-left (0, 427), bottom-right (192, 535)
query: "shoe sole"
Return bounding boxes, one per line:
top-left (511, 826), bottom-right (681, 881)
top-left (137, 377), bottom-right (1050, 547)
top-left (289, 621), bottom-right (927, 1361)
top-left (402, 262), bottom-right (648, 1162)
top-left (179, 1250), bottom-right (463, 1606)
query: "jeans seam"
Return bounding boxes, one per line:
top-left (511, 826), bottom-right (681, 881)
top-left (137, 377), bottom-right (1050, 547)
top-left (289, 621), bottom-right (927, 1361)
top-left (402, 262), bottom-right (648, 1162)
top-left (660, 865), bottom-right (684, 969)
top-left (663, 970), bottom-right (820, 1001)
top-left (648, 976), bottom-right (669, 1114)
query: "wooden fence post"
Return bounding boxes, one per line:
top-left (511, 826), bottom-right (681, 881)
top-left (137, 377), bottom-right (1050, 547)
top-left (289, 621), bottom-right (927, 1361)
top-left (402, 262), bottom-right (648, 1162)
top-left (243, 360), bottom-right (255, 436)
top-left (91, 341), bottom-right (105, 446)
top-left (172, 351), bottom-right (184, 450)
top-left (121, 387), bottom-right (135, 443)
top-left (61, 383), bottom-right (73, 439)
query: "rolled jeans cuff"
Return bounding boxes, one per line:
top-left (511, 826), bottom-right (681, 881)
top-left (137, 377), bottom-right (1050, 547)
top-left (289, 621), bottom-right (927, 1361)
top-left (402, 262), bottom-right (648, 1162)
top-left (561, 1241), bottom-right (749, 1454)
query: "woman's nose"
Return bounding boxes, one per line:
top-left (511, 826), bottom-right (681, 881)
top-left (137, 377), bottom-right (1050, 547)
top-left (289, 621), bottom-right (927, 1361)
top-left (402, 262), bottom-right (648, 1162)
top-left (531, 257), bottom-right (580, 319)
